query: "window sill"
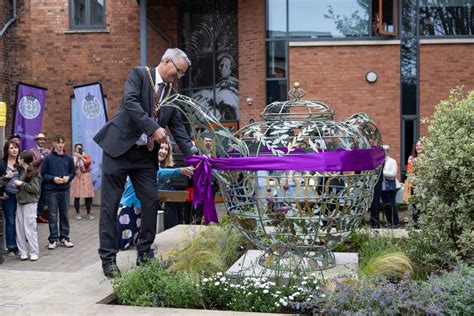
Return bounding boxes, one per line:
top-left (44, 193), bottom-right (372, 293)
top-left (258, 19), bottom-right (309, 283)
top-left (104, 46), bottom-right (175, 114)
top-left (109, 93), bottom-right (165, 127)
top-left (420, 38), bottom-right (474, 45)
top-left (64, 28), bottom-right (110, 34)
top-left (289, 39), bottom-right (400, 47)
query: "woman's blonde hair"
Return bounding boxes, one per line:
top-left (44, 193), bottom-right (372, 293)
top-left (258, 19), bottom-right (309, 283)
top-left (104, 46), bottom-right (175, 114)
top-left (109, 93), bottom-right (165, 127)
top-left (161, 140), bottom-right (174, 167)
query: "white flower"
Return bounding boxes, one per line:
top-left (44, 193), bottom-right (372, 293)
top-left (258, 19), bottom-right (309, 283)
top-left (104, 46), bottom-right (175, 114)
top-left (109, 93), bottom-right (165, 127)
top-left (293, 292), bottom-right (301, 297)
top-left (214, 281), bottom-right (220, 286)
top-left (303, 276), bottom-right (309, 280)
top-left (289, 296), bottom-right (294, 301)
top-left (202, 278), bottom-right (209, 283)
top-left (279, 298), bottom-right (286, 304)
top-left (276, 291), bottom-right (282, 294)
top-left (275, 303), bottom-right (279, 307)
top-left (259, 284), bottom-right (265, 288)
top-left (321, 294), bottom-right (326, 298)
top-left (282, 301), bottom-right (288, 306)
top-left (301, 281), bottom-right (307, 285)
top-left (306, 298), bottom-right (311, 302)
top-left (230, 284), bottom-right (235, 288)
top-left (263, 289), bottom-right (269, 294)
top-left (316, 286), bottom-right (320, 290)
top-left (220, 277), bottom-right (226, 282)
top-left (216, 272), bottom-right (223, 276)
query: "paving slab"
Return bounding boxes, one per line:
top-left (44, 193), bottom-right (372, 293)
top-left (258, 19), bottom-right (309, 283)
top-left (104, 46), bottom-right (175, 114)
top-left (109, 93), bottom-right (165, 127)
top-left (0, 207), bottom-right (276, 315)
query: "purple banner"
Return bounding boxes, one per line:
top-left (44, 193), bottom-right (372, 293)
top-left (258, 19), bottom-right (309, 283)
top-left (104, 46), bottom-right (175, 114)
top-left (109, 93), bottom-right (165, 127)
top-left (13, 83), bottom-right (47, 150)
top-left (187, 147), bottom-right (385, 225)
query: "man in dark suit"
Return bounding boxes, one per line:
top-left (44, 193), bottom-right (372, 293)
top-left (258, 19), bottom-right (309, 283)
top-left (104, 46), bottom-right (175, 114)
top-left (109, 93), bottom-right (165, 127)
top-left (94, 48), bottom-right (193, 278)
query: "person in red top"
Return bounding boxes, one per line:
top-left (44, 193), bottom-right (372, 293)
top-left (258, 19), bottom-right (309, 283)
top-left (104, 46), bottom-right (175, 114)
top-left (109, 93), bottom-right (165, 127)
top-left (70, 143), bottom-right (95, 220)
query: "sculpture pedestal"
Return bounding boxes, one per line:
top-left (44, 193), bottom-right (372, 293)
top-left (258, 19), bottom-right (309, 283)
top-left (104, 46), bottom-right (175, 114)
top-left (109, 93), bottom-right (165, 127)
top-left (226, 250), bottom-right (358, 281)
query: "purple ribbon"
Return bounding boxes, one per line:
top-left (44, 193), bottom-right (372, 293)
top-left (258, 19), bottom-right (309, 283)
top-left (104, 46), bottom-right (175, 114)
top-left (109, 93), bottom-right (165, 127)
top-left (187, 147), bottom-right (385, 225)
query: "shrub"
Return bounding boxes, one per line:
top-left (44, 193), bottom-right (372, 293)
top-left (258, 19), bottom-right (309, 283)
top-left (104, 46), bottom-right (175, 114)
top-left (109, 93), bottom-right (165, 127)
top-left (362, 251), bottom-right (413, 281)
top-left (167, 225), bottom-right (249, 281)
top-left (406, 88), bottom-right (474, 272)
top-left (291, 265), bottom-right (474, 315)
top-left (114, 261), bottom-right (203, 308)
top-left (201, 273), bottom-right (322, 313)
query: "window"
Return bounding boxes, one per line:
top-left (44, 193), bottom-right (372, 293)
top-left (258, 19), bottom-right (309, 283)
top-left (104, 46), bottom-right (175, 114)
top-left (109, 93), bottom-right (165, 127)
top-left (289, 0), bottom-right (370, 38)
top-left (179, 0), bottom-right (239, 122)
top-left (70, 0), bottom-right (106, 29)
top-left (419, 0), bottom-right (473, 36)
top-left (372, 0), bottom-right (398, 36)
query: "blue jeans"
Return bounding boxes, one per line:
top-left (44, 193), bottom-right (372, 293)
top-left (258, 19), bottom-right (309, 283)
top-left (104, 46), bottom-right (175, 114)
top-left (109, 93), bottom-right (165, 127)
top-left (3, 191), bottom-right (17, 250)
top-left (47, 190), bottom-right (70, 243)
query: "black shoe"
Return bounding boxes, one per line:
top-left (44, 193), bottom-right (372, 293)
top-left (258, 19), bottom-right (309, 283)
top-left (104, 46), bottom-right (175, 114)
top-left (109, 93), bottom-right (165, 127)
top-left (102, 262), bottom-right (121, 278)
top-left (136, 250), bottom-right (155, 267)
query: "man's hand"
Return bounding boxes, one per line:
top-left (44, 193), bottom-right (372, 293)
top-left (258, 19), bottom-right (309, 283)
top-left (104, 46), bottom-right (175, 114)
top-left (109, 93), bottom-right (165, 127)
top-left (152, 127), bottom-right (167, 143)
top-left (54, 177), bottom-right (63, 184)
top-left (62, 176), bottom-right (70, 183)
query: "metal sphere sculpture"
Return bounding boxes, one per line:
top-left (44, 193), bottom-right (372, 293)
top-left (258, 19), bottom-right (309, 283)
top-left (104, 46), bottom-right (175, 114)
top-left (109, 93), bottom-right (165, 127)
top-left (162, 83), bottom-right (382, 270)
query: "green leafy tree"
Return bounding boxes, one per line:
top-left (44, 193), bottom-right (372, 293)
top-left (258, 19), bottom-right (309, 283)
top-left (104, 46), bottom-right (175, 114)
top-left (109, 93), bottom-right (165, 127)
top-left (406, 88), bottom-right (474, 272)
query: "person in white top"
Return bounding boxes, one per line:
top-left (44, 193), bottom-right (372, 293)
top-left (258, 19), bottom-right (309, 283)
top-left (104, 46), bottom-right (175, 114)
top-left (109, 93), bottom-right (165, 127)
top-left (381, 145), bottom-right (400, 228)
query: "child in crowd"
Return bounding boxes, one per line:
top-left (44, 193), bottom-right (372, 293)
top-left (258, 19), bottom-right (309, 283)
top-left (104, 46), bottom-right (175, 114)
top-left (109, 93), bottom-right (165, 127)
top-left (14, 150), bottom-right (41, 261)
top-left (41, 134), bottom-right (75, 250)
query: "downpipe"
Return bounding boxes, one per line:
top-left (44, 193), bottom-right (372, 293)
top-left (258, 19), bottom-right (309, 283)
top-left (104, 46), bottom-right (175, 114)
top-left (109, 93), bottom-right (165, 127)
top-left (0, 0), bottom-right (17, 37)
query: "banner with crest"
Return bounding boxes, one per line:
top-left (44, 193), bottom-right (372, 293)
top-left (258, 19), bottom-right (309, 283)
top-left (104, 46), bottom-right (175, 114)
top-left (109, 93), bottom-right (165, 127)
top-left (13, 83), bottom-right (48, 150)
top-left (72, 82), bottom-right (107, 191)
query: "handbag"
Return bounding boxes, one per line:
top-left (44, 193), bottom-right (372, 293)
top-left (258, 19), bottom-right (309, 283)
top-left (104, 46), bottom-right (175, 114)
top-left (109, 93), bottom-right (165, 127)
top-left (384, 178), bottom-right (397, 191)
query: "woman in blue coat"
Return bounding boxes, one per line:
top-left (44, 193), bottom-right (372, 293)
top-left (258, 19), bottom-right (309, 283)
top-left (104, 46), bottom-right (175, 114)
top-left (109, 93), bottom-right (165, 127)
top-left (116, 140), bottom-right (194, 250)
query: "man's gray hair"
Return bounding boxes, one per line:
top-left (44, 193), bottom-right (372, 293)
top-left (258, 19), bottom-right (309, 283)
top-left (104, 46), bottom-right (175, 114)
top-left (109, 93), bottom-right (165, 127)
top-left (161, 48), bottom-right (191, 66)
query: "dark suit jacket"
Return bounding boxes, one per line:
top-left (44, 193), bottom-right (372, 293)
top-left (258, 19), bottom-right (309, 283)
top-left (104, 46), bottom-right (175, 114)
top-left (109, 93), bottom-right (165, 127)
top-left (93, 67), bottom-right (193, 158)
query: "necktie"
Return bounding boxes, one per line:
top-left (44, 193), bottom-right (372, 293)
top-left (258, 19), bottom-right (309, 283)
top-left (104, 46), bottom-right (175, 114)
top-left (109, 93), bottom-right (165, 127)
top-left (147, 83), bottom-right (165, 151)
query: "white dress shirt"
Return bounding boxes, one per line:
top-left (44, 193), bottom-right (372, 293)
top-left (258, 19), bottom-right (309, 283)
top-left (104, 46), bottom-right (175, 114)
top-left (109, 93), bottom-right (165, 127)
top-left (136, 68), bottom-right (167, 145)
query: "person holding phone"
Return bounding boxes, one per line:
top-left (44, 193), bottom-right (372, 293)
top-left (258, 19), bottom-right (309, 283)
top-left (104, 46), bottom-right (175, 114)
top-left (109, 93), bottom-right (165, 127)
top-left (70, 143), bottom-right (95, 220)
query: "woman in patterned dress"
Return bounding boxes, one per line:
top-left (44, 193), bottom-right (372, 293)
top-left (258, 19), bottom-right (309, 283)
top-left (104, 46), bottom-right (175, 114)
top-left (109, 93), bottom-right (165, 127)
top-left (70, 143), bottom-right (95, 220)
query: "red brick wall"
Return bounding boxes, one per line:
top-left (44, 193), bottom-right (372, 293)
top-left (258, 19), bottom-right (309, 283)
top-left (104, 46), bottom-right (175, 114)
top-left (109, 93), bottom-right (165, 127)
top-left (419, 43), bottom-right (474, 137)
top-left (238, 0), bottom-right (266, 127)
top-left (9, 0), bottom-right (141, 146)
top-left (0, 0), bottom-right (13, 115)
top-left (147, 4), bottom-right (178, 69)
top-left (289, 44), bottom-right (401, 165)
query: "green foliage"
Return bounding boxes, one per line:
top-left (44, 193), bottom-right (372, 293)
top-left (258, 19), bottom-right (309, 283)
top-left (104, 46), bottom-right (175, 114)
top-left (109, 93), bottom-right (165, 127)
top-left (362, 251), bottom-right (413, 281)
top-left (406, 88), bottom-right (474, 271)
top-left (114, 261), bottom-right (202, 308)
top-left (167, 225), bottom-right (249, 281)
top-left (294, 265), bottom-right (474, 315)
top-left (201, 274), bottom-right (322, 313)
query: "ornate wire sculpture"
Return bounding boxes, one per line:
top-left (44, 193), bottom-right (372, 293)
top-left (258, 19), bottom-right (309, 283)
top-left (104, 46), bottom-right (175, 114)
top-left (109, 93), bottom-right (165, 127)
top-left (162, 84), bottom-right (382, 273)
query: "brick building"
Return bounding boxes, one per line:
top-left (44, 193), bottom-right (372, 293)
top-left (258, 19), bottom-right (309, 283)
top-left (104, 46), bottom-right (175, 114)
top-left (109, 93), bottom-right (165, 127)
top-left (1, 0), bottom-right (473, 177)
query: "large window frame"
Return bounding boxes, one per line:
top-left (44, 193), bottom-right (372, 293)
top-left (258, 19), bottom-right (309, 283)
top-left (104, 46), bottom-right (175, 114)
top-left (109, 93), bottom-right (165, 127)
top-left (69, 0), bottom-right (106, 30)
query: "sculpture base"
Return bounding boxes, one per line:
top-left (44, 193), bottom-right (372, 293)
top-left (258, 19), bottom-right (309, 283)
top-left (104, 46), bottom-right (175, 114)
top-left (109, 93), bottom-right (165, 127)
top-left (226, 250), bottom-right (358, 281)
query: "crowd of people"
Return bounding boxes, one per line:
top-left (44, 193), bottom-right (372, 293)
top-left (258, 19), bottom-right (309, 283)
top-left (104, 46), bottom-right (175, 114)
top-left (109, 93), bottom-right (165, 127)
top-left (0, 132), bottom-right (96, 261)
